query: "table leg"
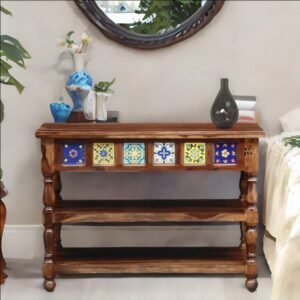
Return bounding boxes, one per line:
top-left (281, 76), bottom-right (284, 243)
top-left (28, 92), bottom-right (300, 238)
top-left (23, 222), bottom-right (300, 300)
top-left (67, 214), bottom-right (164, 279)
top-left (41, 141), bottom-right (56, 292)
top-left (54, 172), bottom-right (62, 250)
top-left (245, 173), bottom-right (258, 292)
top-left (239, 171), bottom-right (247, 250)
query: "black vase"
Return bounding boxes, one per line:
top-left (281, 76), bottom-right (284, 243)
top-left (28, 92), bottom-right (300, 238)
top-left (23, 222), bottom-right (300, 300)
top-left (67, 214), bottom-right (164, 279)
top-left (210, 78), bottom-right (239, 129)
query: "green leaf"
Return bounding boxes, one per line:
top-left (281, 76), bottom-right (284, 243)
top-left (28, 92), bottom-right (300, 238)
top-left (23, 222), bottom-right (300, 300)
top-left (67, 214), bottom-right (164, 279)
top-left (1, 41), bottom-right (27, 68)
top-left (66, 31), bottom-right (75, 38)
top-left (0, 35), bottom-right (31, 60)
top-left (65, 31), bottom-right (75, 46)
top-left (0, 60), bottom-right (24, 93)
top-left (0, 168), bottom-right (3, 180)
top-left (0, 58), bottom-right (11, 80)
top-left (0, 5), bottom-right (12, 16)
top-left (94, 78), bottom-right (116, 93)
top-left (5, 74), bottom-right (24, 94)
top-left (0, 99), bottom-right (4, 123)
top-left (0, 58), bottom-right (12, 70)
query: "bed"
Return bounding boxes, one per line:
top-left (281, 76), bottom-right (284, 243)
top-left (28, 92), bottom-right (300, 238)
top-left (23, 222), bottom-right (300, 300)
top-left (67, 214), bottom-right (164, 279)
top-left (263, 131), bottom-right (300, 300)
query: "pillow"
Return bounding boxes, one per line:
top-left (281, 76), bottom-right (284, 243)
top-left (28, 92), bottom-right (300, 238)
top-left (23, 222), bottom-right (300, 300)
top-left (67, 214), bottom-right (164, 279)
top-left (279, 107), bottom-right (300, 132)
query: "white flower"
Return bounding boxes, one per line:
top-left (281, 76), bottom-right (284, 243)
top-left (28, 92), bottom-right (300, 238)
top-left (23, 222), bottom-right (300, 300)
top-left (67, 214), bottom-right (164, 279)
top-left (81, 32), bottom-right (92, 47)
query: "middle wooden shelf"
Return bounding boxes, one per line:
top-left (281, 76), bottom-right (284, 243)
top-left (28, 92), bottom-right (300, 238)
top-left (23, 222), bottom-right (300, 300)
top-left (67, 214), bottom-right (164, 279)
top-left (53, 199), bottom-right (246, 224)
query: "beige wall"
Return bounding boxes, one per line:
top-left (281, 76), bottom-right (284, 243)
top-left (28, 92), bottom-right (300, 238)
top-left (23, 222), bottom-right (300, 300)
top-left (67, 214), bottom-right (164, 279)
top-left (1, 1), bottom-right (300, 225)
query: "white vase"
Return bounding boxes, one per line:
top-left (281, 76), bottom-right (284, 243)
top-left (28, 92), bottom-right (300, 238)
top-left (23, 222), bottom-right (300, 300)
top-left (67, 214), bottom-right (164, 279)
top-left (72, 53), bottom-right (86, 71)
top-left (83, 90), bottom-right (96, 121)
top-left (96, 92), bottom-right (112, 121)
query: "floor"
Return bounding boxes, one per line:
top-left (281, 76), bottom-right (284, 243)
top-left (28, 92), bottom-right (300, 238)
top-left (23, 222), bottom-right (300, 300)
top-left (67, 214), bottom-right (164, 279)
top-left (1, 256), bottom-right (272, 300)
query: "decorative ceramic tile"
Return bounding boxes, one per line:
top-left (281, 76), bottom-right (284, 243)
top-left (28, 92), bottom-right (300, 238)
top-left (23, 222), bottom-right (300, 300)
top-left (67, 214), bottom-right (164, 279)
top-left (93, 143), bottom-right (115, 166)
top-left (62, 143), bottom-right (85, 165)
top-left (123, 143), bottom-right (145, 165)
top-left (183, 143), bottom-right (206, 165)
top-left (214, 142), bottom-right (237, 164)
top-left (153, 142), bottom-right (175, 165)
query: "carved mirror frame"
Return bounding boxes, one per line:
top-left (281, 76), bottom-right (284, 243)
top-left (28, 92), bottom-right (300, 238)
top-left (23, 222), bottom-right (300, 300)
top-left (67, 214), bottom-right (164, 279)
top-left (75, 0), bottom-right (225, 49)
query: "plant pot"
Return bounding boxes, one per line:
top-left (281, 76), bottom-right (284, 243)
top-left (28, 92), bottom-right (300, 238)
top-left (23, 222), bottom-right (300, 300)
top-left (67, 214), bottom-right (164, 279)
top-left (96, 92), bottom-right (112, 122)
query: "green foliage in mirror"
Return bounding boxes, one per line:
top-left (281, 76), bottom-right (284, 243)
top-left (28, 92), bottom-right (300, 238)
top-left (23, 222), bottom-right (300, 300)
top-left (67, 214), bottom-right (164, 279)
top-left (124, 0), bottom-right (204, 35)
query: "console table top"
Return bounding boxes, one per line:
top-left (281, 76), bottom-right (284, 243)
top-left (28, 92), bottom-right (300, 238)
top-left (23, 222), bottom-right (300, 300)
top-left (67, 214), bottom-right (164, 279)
top-left (36, 123), bottom-right (265, 139)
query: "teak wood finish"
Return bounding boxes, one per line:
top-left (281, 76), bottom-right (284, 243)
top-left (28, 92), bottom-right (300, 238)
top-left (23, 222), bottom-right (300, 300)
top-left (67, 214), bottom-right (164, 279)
top-left (35, 123), bottom-right (264, 292)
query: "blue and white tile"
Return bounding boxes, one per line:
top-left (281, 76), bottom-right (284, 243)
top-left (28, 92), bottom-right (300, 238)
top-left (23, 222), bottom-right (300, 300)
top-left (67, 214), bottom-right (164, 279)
top-left (62, 142), bottom-right (85, 165)
top-left (214, 142), bottom-right (237, 164)
top-left (153, 142), bottom-right (175, 165)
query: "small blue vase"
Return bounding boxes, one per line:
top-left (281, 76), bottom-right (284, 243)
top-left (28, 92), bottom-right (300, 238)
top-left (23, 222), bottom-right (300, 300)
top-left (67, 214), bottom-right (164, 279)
top-left (50, 102), bottom-right (72, 122)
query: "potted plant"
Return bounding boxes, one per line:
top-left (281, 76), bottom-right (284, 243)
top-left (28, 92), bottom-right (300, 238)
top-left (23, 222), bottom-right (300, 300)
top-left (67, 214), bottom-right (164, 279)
top-left (0, 5), bottom-right (31, 284)
top-left (94, 79), bottom-right (116, 121)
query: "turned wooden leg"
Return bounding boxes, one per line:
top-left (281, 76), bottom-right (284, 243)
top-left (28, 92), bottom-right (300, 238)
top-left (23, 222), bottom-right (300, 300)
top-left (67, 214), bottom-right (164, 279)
top-left (54, 172), bottom-right (62, 202)
top-left (43, 225), bottom-right (56, 292)
top-left (54, 172), bottom-right (62, 251)
top-left (54, 223), bottom-right (62, 250)
top-left (245, 173), bottom-right (258, 292)
top-left (0, 199), bottom-right (8, 284)
top-left (239, 172), bottom-right (247, 250)
top-left (41, 141), bottom-right (57, 292)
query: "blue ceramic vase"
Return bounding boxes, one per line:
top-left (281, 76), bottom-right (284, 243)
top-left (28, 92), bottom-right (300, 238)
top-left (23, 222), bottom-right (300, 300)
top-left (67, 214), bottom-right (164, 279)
top-left (66, 54), bottom-right (93, 113)
top-left (50, 102), bottom-right (72, 122)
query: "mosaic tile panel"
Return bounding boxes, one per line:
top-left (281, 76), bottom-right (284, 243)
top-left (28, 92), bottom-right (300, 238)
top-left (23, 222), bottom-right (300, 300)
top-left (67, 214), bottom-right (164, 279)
top-left (62, 143), bottom-right (85, 165)
top-left (153, 142), bottom-right (175, 165)
top-left (123, 143), bottom-right (146, 165)
top-left (183, 143), bottom-right (206, 165)
top-left (93, 143), bottom-right (115, 166)
top-left (214, 142), bottom-right (237, 164)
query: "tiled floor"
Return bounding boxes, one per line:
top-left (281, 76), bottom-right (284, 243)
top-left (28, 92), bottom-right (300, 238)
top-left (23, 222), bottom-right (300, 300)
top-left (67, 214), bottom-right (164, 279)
top-left (1, 256), bottom-right (272, 300)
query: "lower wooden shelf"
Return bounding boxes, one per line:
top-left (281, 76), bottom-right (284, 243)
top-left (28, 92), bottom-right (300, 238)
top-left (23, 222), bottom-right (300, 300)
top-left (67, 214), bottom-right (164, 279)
top-left (54, 199), bottom-right (246, 224)
top-left (55, 247), bottom-right (246, 275)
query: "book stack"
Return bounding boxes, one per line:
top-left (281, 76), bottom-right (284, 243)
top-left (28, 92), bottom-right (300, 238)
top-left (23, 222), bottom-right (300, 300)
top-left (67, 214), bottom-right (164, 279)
top-left (233, 95), bottom-right (257, 122)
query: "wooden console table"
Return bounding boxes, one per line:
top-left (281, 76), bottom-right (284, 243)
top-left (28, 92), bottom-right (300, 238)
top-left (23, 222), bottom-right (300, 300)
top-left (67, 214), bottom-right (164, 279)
top-left (35, 123), bottom-right (264, 292)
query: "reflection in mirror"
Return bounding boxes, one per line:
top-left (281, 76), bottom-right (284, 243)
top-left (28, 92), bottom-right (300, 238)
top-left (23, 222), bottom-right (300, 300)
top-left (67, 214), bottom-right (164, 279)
top-left (96, 0), bottom-right (206, 35)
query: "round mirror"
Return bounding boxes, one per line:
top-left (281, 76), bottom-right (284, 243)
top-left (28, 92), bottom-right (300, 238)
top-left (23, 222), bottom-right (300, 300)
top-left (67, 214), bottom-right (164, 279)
top-left (75, 0), bottom-right (224, 49)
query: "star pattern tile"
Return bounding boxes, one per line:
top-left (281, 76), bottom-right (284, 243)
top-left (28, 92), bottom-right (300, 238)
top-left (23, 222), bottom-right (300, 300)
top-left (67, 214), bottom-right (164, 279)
top-left (93, 143), bottom-right (115, 166)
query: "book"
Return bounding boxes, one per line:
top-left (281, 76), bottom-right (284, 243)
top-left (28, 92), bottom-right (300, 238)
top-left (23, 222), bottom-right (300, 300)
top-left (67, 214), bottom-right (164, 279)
top-left (239, 110), bottom-right (256, 122)
top-left (234, 95), bottom-right (256, 110)
top-left (233, 95), bottom-right (258, 122)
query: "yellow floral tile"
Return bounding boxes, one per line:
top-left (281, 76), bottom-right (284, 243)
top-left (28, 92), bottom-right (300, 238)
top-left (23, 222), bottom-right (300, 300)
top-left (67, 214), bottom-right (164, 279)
top-left (93, 143), bottom-right (115, 166)
top-left (184, 143), bottom-right (206, 165)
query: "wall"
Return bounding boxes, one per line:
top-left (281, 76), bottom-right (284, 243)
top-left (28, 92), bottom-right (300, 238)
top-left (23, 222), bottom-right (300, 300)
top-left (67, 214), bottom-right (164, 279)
top-left (1, 1), bottom-right (300, 230)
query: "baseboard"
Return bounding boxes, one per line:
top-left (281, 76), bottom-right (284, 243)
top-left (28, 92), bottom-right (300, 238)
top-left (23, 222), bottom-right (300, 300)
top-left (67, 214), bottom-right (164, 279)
top-left (2, 224), bottom-right (240, 259)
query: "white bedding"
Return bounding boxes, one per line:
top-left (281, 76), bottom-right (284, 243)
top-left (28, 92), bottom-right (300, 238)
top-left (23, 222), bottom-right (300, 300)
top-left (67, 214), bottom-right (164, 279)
top-left (263, 132), bottom-right (300, 300)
